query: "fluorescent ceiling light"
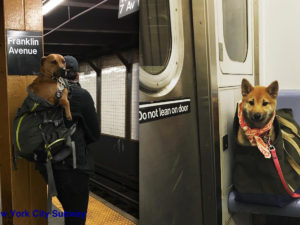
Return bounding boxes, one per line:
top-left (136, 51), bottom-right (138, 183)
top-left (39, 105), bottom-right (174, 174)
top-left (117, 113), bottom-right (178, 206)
top-left (42, 0), bottom-right (65, 16)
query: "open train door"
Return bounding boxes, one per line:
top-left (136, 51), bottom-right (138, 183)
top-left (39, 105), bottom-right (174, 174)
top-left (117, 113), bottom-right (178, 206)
top-left (191, 0), bottom-right (256, 225)
top-left (139, 0), bottom-right (204, 224)
top-left (139, 0), bottom-right (256, 224)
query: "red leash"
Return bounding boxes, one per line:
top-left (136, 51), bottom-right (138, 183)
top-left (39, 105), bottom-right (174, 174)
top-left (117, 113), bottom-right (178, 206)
top-left (238, 102), bottom-right (300, 197)
top-left (270, 146), bottom-right (300, 198)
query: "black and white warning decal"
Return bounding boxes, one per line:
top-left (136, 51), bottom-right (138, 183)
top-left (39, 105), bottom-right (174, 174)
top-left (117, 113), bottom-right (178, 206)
top-left (139, 98), bottom-right (191, 123)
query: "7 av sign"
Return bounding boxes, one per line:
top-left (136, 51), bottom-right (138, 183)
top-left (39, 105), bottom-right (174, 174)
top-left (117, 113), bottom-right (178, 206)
top-left (118, 0), bottom-right (139, 18)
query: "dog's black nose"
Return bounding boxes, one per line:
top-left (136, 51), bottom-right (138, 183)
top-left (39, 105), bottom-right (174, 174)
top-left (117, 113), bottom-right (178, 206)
top-left (253, 113), bottom-right (261, 120)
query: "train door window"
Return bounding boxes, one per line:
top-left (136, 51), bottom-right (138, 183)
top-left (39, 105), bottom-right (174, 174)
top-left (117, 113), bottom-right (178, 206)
top-left (217, 0), bottom-right (253, 75)
top-left (140, 0), bottom-right (171, 75)
top-left (223, 0), bottom-right (248, 62)
top-left (139, 0), bottom-right (184, 96)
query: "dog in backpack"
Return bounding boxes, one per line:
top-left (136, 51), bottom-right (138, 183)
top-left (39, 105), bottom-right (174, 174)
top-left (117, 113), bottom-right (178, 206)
top-left (29, 54), bottom-right (72, 120)
top-left (237, 79), bottom-right (279, 157)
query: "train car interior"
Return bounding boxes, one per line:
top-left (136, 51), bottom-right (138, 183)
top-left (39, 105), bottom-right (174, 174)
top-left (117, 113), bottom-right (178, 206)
top-left (139, 0), bottom-right (300, 225)
top-left (43, 0), bottom-right (139, 223)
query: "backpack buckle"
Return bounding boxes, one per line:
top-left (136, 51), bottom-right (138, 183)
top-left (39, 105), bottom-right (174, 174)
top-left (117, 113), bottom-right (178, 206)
top-left (56, 91), bottom-right (62, 99)
top-left (33, 153), bottom-right (38, 161)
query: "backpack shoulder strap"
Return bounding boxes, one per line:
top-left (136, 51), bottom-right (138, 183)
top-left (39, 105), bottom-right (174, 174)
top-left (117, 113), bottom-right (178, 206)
top-left (276, 111), bottom-right (300, 176)
top-left (54, 78), bottom-right (69, 106)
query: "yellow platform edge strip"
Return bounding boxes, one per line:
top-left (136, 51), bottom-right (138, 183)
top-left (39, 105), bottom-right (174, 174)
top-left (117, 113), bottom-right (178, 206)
top-left (53, 195), bottom-right (136, 225)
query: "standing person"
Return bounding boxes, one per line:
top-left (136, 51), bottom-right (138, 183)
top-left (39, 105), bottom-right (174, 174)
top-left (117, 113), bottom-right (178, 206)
top-left (52, 55), bottom-right (100, 225)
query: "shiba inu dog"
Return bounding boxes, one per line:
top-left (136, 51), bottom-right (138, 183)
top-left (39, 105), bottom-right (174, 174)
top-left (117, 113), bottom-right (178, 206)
top-left (237, 79), bottom-right (279, 153)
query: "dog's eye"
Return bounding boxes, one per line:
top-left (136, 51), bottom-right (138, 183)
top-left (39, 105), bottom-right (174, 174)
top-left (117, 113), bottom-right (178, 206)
top-left (62, 60), bottom-right (66, 64)
top-left (263, 101), bottom-right (269, 106)
top-left (51, 60), bottom-right (57, 65)
top-left (249, 100), bottom-right (254, 106)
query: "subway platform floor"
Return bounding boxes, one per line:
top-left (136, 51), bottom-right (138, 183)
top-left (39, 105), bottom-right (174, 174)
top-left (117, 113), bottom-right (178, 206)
top-left (49, 193), bottom-right (137, 225)
top-left (0, 192), bottom-right (137, 225)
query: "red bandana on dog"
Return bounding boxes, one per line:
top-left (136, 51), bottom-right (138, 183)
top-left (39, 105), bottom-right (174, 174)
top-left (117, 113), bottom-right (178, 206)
top-left (238, 101), bottom-right (275, 159)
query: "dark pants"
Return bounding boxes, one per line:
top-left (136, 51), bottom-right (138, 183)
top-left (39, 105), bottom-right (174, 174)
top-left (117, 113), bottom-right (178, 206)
top-left (53, 169), bottom-right (90, 225)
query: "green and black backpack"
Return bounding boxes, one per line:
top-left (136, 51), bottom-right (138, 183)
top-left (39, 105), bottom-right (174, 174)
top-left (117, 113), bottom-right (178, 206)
top-left (12, 85), bottom-right (76, 211)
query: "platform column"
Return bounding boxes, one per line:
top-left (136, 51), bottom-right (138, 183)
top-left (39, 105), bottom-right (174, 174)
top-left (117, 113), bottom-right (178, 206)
top-left (0, 0), bottom-right (47, 224)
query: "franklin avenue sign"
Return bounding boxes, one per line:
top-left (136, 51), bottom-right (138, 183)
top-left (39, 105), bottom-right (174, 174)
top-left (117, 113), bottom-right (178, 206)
top-left (6, 30), bottom-right (42, 75)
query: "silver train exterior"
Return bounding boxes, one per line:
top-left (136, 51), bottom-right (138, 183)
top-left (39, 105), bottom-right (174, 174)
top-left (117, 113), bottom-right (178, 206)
top-left (139, 0), bottom-right (257, 224)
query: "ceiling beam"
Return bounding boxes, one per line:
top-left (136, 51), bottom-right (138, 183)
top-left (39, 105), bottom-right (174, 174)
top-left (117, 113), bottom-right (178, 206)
top-left (43, 27), bottom-right (138, 34)
top-left (44, 42), bottom-right (107, 47)
top-left (43, 32), bottom-right (137, 46)
top-left (60, 2), bottom-right (118, 10)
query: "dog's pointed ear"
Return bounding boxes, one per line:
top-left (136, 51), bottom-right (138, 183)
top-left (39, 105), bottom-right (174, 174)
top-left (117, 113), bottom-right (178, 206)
top-left (267, 80), bottom-right (279, 98)
top-left (241, 79), bottom-right (253, 97)
top-left (40, 56), bottom-right (47, 66)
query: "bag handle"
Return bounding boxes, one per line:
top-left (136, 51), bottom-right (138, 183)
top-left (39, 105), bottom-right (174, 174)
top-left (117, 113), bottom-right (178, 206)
top-left (270, 146), bottom-right (300, 198)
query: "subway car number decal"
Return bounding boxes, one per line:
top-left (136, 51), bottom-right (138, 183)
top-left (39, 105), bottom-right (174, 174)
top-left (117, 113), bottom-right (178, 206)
top-left (139, 98), bottom-right (191, 123)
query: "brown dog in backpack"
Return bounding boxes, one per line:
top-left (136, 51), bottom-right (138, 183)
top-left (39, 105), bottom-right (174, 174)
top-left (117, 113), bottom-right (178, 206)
top-left (29, 54), bottom-right (72, 120)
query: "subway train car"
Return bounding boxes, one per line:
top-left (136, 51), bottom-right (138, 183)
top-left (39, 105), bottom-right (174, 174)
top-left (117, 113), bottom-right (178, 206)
top-left (139, 0), bottom-right (300, 225)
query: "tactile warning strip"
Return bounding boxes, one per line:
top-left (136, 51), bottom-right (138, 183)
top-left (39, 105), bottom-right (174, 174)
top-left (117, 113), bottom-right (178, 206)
top-left (53, 195), bottom-right (136, 225)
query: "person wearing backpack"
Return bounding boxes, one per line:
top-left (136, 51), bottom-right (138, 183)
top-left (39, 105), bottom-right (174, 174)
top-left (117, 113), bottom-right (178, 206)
top-left (52, 55), bottom-right (100, 225)
top-left (13, 54), bottom-right (99, 224)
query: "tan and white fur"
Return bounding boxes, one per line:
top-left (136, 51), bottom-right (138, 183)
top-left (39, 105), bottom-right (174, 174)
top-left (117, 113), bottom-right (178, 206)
top-left (238, 79), bottom-right (279, 146)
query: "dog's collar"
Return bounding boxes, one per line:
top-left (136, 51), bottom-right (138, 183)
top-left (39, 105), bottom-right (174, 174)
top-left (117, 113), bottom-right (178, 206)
top-left (52, 72), bottom-right (61, 81)
top-left (238, 101), bottom-right (275, 158)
